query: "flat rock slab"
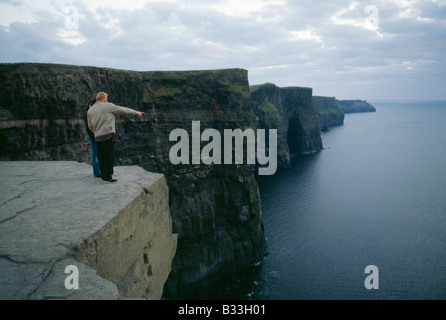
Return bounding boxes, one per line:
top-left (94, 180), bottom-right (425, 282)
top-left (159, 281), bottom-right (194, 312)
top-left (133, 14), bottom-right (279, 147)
top-left (0, 161), bottom-right (176, 300)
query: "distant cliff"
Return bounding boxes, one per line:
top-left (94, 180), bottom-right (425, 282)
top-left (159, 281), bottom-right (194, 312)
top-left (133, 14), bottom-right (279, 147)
top-left (312, 96), bottom-right (345, 132)
top-left (250, 83), bottom-right (323, 168)
top-left (0, 63), bottom-right (265, 298)
top-left (336, 99), bottom-right (376, 113)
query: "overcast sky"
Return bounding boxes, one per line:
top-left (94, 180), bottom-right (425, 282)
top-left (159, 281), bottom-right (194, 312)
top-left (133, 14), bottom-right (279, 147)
top-left (0, 0), bottom-right (445, 100)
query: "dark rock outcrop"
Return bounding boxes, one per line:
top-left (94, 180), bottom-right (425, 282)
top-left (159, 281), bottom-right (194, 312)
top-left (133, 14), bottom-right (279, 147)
top-left (336, 99), bottom-right (376, 113)
top-left (0, 63), bottom-right (266, 298)
top-left (312, 96), bottom-right (345, 132)
top-left (250, 83), bottom-right (323, 168)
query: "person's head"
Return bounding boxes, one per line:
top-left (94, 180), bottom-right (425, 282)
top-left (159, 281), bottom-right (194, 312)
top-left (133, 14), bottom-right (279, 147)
top-left (85, 99), bottom-right (97, 111)
top-left (96, 92), bottom-right (108, 102)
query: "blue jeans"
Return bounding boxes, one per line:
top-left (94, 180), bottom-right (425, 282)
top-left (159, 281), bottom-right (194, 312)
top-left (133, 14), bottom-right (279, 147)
top-left (88, 135), bottom-right (102, 177)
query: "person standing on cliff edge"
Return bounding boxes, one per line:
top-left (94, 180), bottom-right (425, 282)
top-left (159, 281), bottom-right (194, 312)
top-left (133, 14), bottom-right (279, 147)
top-left (87, 92), bottom-right (144, 183)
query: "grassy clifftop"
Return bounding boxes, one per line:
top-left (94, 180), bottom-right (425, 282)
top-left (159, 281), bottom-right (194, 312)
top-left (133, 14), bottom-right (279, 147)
top-left (336, 99), bottom-right (376, 113)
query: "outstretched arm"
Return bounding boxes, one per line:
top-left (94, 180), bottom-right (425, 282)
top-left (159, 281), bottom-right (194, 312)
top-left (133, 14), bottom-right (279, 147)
top-left (110, 103), bottom-right (144, 117)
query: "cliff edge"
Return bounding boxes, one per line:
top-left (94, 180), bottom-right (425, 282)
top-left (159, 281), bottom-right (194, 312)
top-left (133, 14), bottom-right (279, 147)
top-left (336, 99), bottom-right (376, 113)
top-left (0, 161), bottom-right (177, 300)
top-left (0, 63), bottom-right (266, 298)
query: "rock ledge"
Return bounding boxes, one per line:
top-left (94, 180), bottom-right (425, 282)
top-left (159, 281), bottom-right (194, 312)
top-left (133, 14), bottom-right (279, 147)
top-left (0, 161), bottom-right (177, 300)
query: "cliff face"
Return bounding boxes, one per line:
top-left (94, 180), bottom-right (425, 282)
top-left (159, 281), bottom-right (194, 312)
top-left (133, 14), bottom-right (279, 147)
top-left (0, 63), bottom-right (266, 298)
top-left (0, 162), bottom-right (176, 300)
top-left (336, 99), bottom-right (376, 113)
top-left (250, 83), bottom-right (322, 168)
top-left (0, 63), bottom-right (144, 162)
top-left (312, 96), bottom-right (345, 132)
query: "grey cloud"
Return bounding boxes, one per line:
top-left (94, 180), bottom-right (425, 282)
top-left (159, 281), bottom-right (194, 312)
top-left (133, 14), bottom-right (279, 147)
top-left (0, 0), bottom-right (444, 99)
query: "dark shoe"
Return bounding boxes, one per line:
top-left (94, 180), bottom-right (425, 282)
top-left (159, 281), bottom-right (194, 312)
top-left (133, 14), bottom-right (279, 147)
top-left (102, 178), bottom-right (118, 183)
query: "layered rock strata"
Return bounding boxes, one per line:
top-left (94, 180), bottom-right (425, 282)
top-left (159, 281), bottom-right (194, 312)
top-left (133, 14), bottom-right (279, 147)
top-left (250, 83), bottom-right (323, 168)
top-left (0, 161), bottom-right (177, 300)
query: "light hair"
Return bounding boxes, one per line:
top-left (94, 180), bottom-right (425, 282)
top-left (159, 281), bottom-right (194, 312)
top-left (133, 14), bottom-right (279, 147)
top-left (96, 92), bottom-right (108, 101)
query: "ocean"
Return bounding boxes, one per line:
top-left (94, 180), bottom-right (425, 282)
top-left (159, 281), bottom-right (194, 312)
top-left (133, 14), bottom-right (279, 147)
top-left (193, 100), bottom-right (446, 300)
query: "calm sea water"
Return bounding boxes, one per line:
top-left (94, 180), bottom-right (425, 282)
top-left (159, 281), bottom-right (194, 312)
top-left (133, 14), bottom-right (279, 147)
top-left (195, 100), bottom-right (446, 300)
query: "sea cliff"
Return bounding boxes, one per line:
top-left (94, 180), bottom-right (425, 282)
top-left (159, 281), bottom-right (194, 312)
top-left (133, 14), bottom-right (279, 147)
top-left (312, 96), bottom-right (345, 132)
top-left (250, 83), bottom-right (323, 168)
top-left (0, 63), bottom-right (265, 298)
top-left (336, 99), bottom-right (376, 113)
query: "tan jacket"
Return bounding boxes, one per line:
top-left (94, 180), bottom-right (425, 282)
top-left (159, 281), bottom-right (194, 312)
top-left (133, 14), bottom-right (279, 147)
top-left (87, 101), bottom-right (138, 142)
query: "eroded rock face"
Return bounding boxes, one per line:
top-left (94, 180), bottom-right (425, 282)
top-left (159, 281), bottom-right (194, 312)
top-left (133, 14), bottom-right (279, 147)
top-left (281, 86), bottom-right (323, 155)
top-left (312, 96), bottom-right (345, 132)
top-left (250, 83), bottom-right (323, 168)
top-left (0, 161), bottom-right (176, 300)
top-left (0, 63), bottom-right (144, 162)
top-left (0, 63), bottom-right (266, 298)
top-left (137, 70), bottom-right (266, 297)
